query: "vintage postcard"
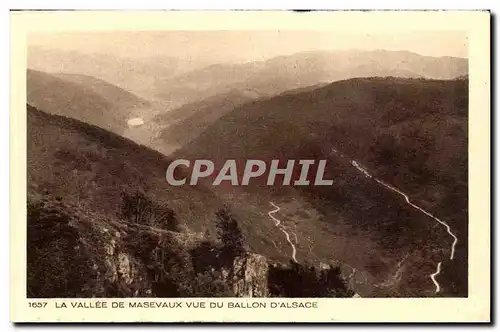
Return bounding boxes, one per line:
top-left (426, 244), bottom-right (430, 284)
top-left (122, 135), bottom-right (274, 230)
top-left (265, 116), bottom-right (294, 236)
top-left (10, 10), bottom-right (490, 323)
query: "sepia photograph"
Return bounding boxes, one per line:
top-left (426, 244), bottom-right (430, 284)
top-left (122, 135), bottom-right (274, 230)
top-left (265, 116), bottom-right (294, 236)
top-left (10, 10), bottom-right (490, 323)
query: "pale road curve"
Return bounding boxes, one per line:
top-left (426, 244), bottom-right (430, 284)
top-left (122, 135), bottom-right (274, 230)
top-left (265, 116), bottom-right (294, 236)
top-left (349, 159), bottom-right (458, 294)
top-left (430, 262), bottom-right (442, 293)
top-left (350, 160), bottom-right (458, 261)
top-left (268, 205), bottom-right (361, 297)
top-left (268, 202), bottom-right (298, 263)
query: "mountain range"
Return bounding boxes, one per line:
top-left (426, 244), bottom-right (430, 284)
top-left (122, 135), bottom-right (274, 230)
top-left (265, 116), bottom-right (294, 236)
top-left (26, 47), bottom-right (468, 297)
top-left (173, 76), bottom-right (468, 297)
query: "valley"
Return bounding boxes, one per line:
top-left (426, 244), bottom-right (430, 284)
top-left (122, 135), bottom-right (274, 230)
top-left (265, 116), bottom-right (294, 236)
top-left (26, 44), bottom-right (468, 298)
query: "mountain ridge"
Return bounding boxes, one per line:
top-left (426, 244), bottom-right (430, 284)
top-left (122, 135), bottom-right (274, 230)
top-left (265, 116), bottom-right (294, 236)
top-left (173, 76), bottom-right (468, 297)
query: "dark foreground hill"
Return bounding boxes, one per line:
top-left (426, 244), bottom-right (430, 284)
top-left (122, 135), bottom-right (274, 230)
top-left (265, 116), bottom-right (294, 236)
top-left (178, 77), bottom-right (467, 226)
top-left (174, 77), bottom-right (468, 297)
top-left (27, 105), bottom-right (353, 298)
top-left (27, 104), bottom-right (222, 232)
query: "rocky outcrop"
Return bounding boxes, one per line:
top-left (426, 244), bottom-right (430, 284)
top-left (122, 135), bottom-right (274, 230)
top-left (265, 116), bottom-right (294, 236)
top-left (27, 197), bottom-right (153, 297)
top-left (223, 254), bottom-right (269, 297)
top-left (27, 197), bottom-right (352, 298)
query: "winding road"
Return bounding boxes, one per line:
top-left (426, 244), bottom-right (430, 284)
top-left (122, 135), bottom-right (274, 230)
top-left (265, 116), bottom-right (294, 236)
top-left (268, 202), bottom-right (298, 263)
top-left (351, 161), bottom-right (458, 260)
top-left (268, 203), bottom-right (366, 297)
top-left (265, 150), bottom-right (458, 295)
top-left (430, 262), bottom-right (442, 293)
top-left (349, 159), bottom-right (458, 294)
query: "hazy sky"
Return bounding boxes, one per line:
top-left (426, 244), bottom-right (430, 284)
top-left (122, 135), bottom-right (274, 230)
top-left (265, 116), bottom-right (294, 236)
top-left (29, 31), bottom-right (468, 63)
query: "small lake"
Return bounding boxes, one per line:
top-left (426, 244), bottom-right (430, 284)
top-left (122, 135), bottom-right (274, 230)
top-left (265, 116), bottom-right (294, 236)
top-left (127, 117), bottom-right (144, 127)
